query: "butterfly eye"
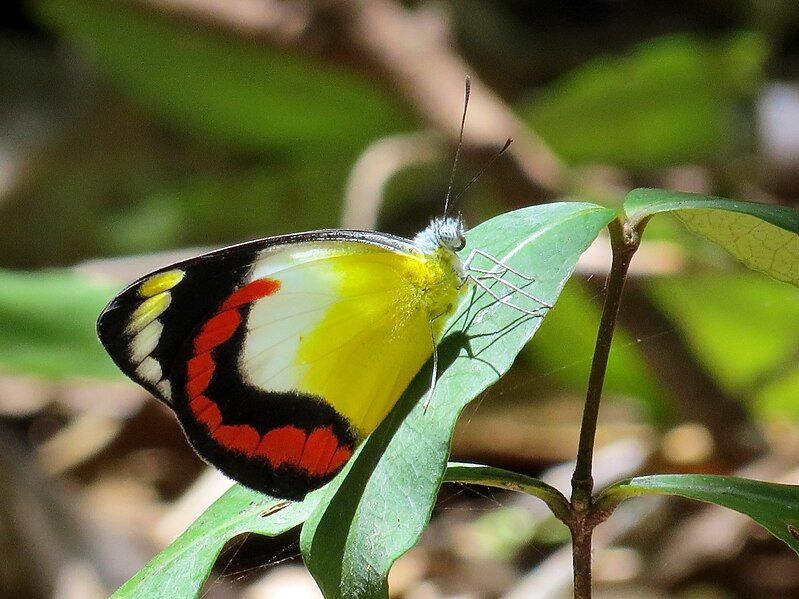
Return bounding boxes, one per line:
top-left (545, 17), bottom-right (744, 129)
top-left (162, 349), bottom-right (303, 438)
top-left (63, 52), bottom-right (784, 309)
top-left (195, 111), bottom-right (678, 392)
top-left (437, 223), bottom-right (466, 251)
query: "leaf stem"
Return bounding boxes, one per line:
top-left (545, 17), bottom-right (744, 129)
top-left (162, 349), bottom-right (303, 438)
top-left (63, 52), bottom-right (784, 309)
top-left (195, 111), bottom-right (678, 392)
top-left (444, 462), bottom-right (572, 523)
top-left (569, 217), bottom-right (642, 598)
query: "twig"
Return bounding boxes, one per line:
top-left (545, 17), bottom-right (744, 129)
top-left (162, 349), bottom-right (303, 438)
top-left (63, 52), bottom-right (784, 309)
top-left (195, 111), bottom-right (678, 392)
top-left (571, 219), bottom-right (640, 503)
top-left (329, 0), bottom-right (565, 194)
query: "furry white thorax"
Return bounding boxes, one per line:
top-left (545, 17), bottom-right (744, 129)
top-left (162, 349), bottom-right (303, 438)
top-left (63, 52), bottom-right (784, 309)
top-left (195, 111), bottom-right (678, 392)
top-left (412, 215), bottom-right (467, 255)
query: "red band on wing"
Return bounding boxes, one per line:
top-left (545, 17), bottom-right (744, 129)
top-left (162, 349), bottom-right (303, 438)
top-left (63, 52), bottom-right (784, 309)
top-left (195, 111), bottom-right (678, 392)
top-left (184, 277), bottom-right (351, 477)
top-left (328, 445), bottom-right (353, 473)
top-left (256, 425), bottom-right (306, 468)
top-left (221, 278), bottom-right (281, 310)
top-left (185, 359), bottom-right (215, 399)
top-left (186, 277), bottom-right (280, 400)
top-left (186, 352), bottom-right (215, 399)
top-left (190, 395), bottom-right (222, 432)
top-left (187, 352), bottom-right (214, 381)
top-left (193, 310), bottom-right (241, 354)
top-left (299, 427), bottom-right (340, 476)
top-left (212, 424), bottom-right (261, 456)
top-left (255, 425), bottom-right (351, 477)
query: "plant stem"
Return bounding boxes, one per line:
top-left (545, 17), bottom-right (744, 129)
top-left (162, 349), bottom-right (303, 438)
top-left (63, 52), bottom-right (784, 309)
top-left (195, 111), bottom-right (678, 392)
top-left (571, 525), bottom-right (593, 599)
top-left (569, 217), bottom-right (641, 598)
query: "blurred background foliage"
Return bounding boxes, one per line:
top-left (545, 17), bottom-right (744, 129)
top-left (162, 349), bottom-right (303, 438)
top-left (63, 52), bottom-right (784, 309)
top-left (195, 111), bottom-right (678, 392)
top-left (1, 0), bottom-right (799, 597)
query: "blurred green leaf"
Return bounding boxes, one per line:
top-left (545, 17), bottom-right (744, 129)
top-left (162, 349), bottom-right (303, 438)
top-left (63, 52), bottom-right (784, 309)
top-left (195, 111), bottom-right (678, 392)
top-left (647, 273), bottom-right (799, 401)
top-left (626, 188), bottom-right (799, 287)
top-left (525, 278), bottom-right (671, 423)
top-left (0, 269), bottom-right (120, 379)
top-left (113, 485), bottom-right (320, 598)
top-left (20, 0), bottom-right (411, 268)
top-left (648, 272), bottom-right (799, 423)
top-left (597, 474), bottom-right (799, 556)
top-left (300, 203), bottom-right (616, 599)
top-left (34, 0), bottom-right (412, 154)
top-left (520, 34), bottom-right (766, 167)
top-left (0, 107), bottom-right (350, 266)
top-left (758, 365), bottom-right (799, 421)
top-left (101, 160), bottom-right (351, 255)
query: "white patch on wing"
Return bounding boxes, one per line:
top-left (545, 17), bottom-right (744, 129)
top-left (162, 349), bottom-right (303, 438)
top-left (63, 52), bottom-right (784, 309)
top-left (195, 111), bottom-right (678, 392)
top-left (129, 319), bottom-right (163, 364)
top-left (241, 244), bottom-right (343, 392)
top-left (156, 380), bottom-right (172, 401)
top-left (136, 356), bottom-right (163, 384)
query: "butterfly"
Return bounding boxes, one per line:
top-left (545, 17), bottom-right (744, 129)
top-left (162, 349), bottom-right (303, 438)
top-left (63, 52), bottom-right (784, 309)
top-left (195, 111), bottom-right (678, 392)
top-left (96, 210), bottom-right (553, 500)
top-left (97, 81), bottom-right (549, 500)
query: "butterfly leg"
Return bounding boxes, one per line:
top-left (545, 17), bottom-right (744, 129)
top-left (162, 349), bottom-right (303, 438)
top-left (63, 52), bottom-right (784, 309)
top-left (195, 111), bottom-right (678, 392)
top-left (423, 311), bottom-right (450, 413)
top-left (467, 275), bottom-right (548, 316)
top-left (463, 248), bottom-right (553, 312)
top-left (463, 248), bottom-right (537, 281)
top-left (423, 324), bottom-right (438, 413)
top-left (475, 274), bottom-right (553, 309)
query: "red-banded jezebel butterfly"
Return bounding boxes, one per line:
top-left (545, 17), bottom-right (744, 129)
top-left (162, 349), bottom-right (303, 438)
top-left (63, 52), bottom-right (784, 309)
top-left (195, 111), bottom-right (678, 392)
top-left (96, 81), bottom-right (548, 500)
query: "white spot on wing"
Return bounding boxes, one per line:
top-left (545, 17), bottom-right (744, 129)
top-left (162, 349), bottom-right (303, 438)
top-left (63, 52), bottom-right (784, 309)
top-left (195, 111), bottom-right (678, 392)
top-left (241, 249), bottom-right (340, 392)
top-left (156, 380), bottom-right (172, 401)
top-left (129, 319), bottom-right (163, 364)
top-left (135, 356), bottom-right (163, 384)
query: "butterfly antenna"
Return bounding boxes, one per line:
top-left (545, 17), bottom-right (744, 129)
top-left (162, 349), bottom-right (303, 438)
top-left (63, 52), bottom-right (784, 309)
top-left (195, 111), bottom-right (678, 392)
top-left (444, 76), bottom-right (471, 218)
top-left (451, 137), bottom-right (513, 207)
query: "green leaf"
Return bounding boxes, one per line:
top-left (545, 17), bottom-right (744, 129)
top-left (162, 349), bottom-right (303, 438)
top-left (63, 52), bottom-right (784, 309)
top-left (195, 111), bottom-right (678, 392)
top-left (113, 485), bottom-right (321, 598)
top-left (597, 474), bottom-right (799, 556)
top-left (520, 34), bottom-right (766, 167)
top-left (34, 0), bottom-right (411, 153)
top-left (102, 159), bottom-right (351, 255)
top-left (300, 202), bottom-right (616, 599)
top-left (625, 188), bottom-right (799, 287)
top-left (757, 365), bottom-right (799, 422)
top-left (0, 269), bottom-right (121, 379)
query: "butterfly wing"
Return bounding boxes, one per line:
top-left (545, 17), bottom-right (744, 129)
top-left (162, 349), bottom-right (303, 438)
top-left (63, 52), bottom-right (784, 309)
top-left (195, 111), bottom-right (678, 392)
top-left (97, 231), bottom-right (463, 499)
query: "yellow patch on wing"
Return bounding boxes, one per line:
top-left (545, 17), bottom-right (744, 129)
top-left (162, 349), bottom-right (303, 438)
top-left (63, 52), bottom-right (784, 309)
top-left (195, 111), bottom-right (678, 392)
top-left (138, 269), bottom-right (184, 297)
top-left (128, 292), bottom-right (171, 334)
top-left (239, 241), bottom-right (464, 440)
top-left (295, 245), bottom-right (463, 438)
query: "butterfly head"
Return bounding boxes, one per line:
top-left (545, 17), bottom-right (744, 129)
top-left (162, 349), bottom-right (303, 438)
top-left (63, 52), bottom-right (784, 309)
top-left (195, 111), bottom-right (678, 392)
top-left (413, 215), bottom-right (467, 254)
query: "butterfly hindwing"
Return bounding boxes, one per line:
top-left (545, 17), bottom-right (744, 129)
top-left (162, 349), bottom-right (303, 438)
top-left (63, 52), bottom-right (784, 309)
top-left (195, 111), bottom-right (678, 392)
top-left (98, 231), bottom-right (463, 499)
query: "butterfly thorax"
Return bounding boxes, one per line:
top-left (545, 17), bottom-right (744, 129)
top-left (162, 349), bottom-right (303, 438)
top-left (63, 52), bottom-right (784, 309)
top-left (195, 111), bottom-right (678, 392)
top-left (402, 246), bottom-right (464, 331)
top-left (406, 216), bottom-right (468, 336)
